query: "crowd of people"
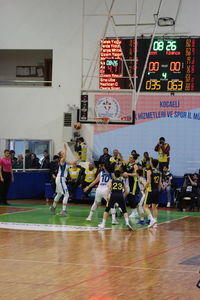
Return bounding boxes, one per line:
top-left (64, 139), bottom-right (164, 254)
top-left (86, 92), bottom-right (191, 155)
top-left (9, 149), bottom-right (51, 169)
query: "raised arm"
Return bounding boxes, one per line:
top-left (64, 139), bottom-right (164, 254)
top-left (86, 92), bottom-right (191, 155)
top-left (60, 144), bottom-right (67, 165)
top-left (83, 173), bottom-right (100, 192)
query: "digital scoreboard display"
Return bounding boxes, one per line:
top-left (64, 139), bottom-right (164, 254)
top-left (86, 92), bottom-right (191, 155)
top-left (99, 37), bottom-right (200, 92)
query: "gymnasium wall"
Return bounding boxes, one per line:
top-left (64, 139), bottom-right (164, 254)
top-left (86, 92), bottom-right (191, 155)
top-left (0, 0), bottom-right (200, 162)
top-left (93, 94), bottom-right (200, 176)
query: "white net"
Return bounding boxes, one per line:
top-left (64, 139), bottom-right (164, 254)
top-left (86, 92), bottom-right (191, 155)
top-left (94, 117), bottom-right (110, 131)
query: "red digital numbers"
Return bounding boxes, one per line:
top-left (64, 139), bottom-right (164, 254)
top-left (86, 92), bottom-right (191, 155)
top-left (148, 61), bottom-right (160, 71)
top-left (170, 61), bottom-right (181, 72)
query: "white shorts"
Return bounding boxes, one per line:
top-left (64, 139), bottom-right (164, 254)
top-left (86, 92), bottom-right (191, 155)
top-left (94, 187), bottom-right (108, 204)
top-left (56, 177), bottom-right (68, 195)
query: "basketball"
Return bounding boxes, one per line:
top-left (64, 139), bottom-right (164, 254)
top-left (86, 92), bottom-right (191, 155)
top-left (74, 122), bottom-right (82, 130)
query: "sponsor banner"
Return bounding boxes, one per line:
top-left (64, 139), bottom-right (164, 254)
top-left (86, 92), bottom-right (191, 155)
top-left (136, 94), bottom-right (200, 124)
top-left (95, 94), bottom-right (132, 120)
top-left (0, 222), bottom-right (109, 232)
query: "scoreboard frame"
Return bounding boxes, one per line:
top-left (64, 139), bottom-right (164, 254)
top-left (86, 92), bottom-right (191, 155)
top-left (99, 37), bottom-right (200, 92)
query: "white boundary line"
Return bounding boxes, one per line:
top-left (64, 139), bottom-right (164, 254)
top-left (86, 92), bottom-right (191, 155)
top-left (0, 222), bottom-right (110, 232)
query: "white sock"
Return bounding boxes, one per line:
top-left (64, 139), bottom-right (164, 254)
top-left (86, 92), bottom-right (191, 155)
top-left (102, 219), bottom-right (106, 226)
top-left (125, 217), bottom-right (129, 225)
top-left (88, 211), bottom-right (93, 218)
top-left (149, 213), bottom-right (154, 221)
top-left (62, 194), bottom-right (69, 211)
top-left (53, 194), bottom-right (60, 208)
top-left (111, 208), bottom-right (116, 221)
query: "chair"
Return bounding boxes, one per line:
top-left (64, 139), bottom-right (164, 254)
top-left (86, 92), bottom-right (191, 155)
top-left (182, 196), bottom-right (192, 211)
top-left (182, 196), bottom-right (200, 211)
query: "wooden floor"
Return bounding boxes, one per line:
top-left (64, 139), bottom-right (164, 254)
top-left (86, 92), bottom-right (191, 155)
top-left (0, 202), bottom-right (200, 300)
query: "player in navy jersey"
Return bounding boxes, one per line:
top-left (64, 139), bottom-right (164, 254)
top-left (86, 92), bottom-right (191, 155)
top-left (144, 159), bottom-right (162, 228)
top-left (50, 144), bottom-right (76, 216)
top-left (123, 157), bottom-right (140, 218)
top-left (84, 164), bottom-right (117, 222)
top-left (98, 170), bottom-right (133, 230)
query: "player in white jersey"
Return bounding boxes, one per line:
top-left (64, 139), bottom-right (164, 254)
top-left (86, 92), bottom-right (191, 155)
top-left (50, 144), bottom-right (75, 216)
top-left (84, 164), bottom-right (119, 224)
top-left (136, 168), bottom-right (147, 225)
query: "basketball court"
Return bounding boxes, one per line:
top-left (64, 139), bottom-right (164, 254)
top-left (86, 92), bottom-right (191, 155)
top-left (0, 202), bottom-right (199, 299)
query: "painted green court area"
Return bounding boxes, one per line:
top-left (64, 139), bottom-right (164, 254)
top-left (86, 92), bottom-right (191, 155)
top-left (0, 203), bottom-right (199, 229)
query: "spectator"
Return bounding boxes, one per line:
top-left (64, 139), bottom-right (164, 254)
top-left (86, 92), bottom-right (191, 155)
top-left (41, 150), bottom-right (50, 169)
top-left (13, 154), bottom-right (24, 169)
top-left (81, 162), bottom-right (97, 200)
top-left (161, 166), bottom-right (173, 207)
top-left (30, 153), bottom-right (41, 169)
top-left (109, 149), bottom-right (123, 172)
top-left (67, 162), bottom-right (82, 200)
top-left (9, 150), bottom-right (17, 167)
top-left (74, 137), bottom-right (87, 162)
top-left (79, 137), bottom-right (87, 162)
top-left (177, 173), bottom-right (199, 211)
top-left (141, 152), bottom-right (153, 169)
top-left (154, 137), bottom-right (170, 172)
top-left (74, 138), bottom-right (81, 159)
top-left (49, 155), bottom-right (59, 192)
top-left (98, 147), bottom-right (111, 167)
top-left (131, 150), bottom-right (140, 162)
top-left (0, 149), bottom-right (14, 205)
top-left (25, 149), bottom-right (32, 169)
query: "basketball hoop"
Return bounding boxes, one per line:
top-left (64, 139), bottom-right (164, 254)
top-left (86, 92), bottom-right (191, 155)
top-left (94, 117), bottom-right (110, 132)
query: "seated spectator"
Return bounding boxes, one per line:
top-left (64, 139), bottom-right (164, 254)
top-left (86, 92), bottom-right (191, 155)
top-left (41, 150), bottom-right (50, 169)
top-left (67, 162), bottom-right (82, 200)
top-left (81, 162), bottom-right (97, 200)
top-left (98, 148), bottom-right (111, 167)
top-left (25, 149), bottom-right (32, 169)
top-left (49, 155), bottom-right (59, 192)
top-left (141, 152), bottom-right (153, 169)
top-left (161, 166), bottom-right (173, 207)
top-left (13, 154), bottom-right (24, 169)
top-left (9, 150), bottom-right (17, 167)
top-left (177, 173), bottom-right (199, 211)
top-left (31, 153), bottom-right (41, 169)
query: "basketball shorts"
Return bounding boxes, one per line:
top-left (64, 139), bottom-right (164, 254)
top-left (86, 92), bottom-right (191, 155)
top-left (94, 187), bottom-right (108, 204)
top-left (56, 177), bottom-right (69, 195)
top-left (105, 194), bottom-right (127, 214)
top-left (144, 189), bottom-right (159, 205)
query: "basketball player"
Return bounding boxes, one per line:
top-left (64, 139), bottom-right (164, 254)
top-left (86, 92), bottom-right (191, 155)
top-left (84, 164), bottom-right (118, 224)
top-left (50, 144), bottom-right (75, 216)
top-left (123, 156), bottom-right (140, 218)
top-left (135, 168), bottom-right (147, 225)
top-left (98, 170), bottom-right (133, 230)
top-left (144, 159), bottom-right (162, 228)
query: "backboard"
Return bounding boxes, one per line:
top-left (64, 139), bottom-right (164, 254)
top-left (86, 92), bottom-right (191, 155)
top-left (78, 89), bottom-right (135, 125)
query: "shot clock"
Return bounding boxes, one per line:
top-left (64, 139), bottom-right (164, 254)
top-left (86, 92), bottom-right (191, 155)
top-left (99, 37), bottom-right (200, 92)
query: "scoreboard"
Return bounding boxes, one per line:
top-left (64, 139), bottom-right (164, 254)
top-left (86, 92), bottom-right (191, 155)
top-left (99, 37), bottom-right (200, 92)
